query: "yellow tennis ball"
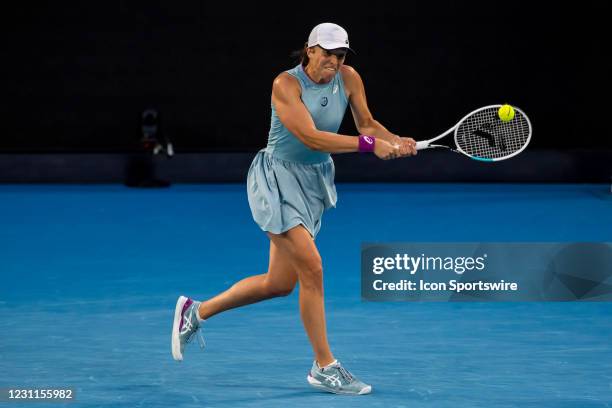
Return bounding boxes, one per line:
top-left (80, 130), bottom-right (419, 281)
top-left (498, 104), bottom-right (515, 122)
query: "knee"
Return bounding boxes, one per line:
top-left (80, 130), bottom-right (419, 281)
top-left (297, 257), bottom-right (323, 291)
top-left (267, 285), bottom-right (295, 298)
top-left (263, 278), bottom-right (296, 298)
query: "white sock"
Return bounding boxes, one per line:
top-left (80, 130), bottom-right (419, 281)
top-left (317, 359), bottom-right (338, 370)
top-left (195, 302), bottom-right (205, 324)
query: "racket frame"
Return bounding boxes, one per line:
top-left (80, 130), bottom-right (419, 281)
top-left (415, 105), bottom-right (532, 162)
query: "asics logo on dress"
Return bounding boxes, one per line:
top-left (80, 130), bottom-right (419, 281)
top-left (321, 97), bottom-right (328, 107)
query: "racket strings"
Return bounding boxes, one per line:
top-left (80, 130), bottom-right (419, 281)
top-left (455, 108), bottom-right (530, 159)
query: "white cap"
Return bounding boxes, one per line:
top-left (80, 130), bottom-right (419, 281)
top-left (307, 23), bottom-right (353, 52)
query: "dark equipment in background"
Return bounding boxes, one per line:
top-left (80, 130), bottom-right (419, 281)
top-left (124, 109), bottom-right (173, 187)
top-left (141, 109), bottom-right (174, 158)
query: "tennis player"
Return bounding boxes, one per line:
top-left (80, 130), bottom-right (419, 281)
top-left (172, 22), bottom-right (417, 395)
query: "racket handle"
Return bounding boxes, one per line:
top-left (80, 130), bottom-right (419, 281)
top-left (416, 141), bottom-right (430, 150)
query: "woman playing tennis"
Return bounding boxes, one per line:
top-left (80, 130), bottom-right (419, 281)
top-left (172, 22), bottom-right (416, 395)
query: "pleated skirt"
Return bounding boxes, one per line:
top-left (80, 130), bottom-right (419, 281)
top-left (246, 149), bottom-right (337, 238)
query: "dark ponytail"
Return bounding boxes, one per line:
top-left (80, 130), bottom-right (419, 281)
top-left (290, 42), bottom-right (310, 67)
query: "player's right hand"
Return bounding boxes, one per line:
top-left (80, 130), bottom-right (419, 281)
top-left (374, 139), bottom-right (401, 160)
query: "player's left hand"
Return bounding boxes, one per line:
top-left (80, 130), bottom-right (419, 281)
top-left (392, 136), bottom-right (417, 157)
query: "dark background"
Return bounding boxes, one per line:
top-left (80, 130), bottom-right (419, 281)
top-left (3, 2), bottom-right (610, 153)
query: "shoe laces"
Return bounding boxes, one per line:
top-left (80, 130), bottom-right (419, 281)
top-left (336, 365), bottom-right (354, 383)
top-left (183, 309), bottom-right (205, 349)
top-left (184, 327), bottom-right (206, 349)
top-left (194, 328), bottom-right (206, 349)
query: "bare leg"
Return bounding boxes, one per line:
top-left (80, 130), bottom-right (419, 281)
top-left (198, 239), bottom-right (298, 320)
top-left (268, 226), bottom-right (335, 367)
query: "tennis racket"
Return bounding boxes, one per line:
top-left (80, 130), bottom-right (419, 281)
top-left (414, 104), bottom-right (532, 161)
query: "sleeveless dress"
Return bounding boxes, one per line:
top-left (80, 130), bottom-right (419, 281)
top-left (247, 64), bottom-right (348, 238)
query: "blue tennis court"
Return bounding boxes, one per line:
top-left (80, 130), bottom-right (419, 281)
top-left (1, 183), bottom-right (611, 407)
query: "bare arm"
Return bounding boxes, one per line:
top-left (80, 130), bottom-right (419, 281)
top-left (341, 66), bottom-right (416, 156)
top-left (272, 73), bottom-right (359, 153)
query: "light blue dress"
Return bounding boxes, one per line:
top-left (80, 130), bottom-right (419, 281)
top-left (247, 64), bottom-right (348, 238)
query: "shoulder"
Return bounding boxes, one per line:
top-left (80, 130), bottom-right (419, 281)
top-left (340, 65), bottom-right (362, 93)
top-left (272, 72), bottom-right (301, 100)
top-left (340, 65), bottom-right (361, 83)
top-left (273, 72), bottom-right (300, 91)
